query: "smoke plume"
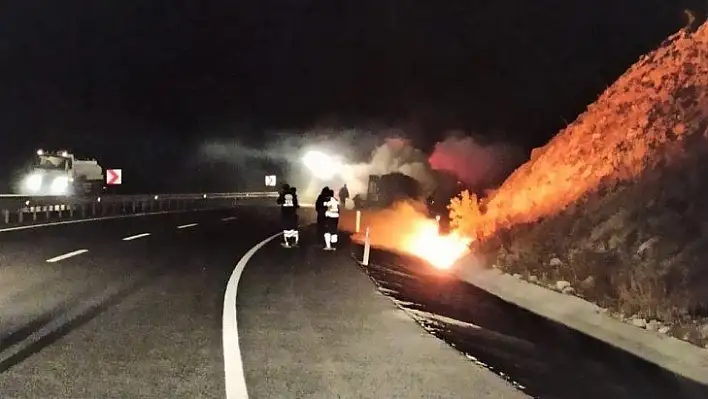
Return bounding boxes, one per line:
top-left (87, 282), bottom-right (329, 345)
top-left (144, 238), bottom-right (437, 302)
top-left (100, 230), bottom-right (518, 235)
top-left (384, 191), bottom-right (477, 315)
top-left (428, 134), bottom-right (524, 190)
top-left (340, 136), bottom-right (436, 198)
top-left (195, 128), bottom-right (437, 200)
top-left (193, 127), bottom-right (522, 201)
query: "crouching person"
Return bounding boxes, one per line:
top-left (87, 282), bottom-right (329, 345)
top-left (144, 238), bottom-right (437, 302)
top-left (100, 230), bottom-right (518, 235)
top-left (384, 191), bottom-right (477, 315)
top-left (322, 188), bottom-right (339, 250)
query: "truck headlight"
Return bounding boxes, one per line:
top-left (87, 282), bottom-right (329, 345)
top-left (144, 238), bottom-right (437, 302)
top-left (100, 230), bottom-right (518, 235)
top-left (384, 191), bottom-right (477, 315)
top-left (50, 176), bottom-right (69, 194)
top-left (24, 174), bottom-right (42, 192)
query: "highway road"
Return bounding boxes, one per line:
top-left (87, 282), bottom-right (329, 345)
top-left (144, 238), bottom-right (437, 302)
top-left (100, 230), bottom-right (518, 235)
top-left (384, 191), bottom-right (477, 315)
top-left (356, 247), bottom-right (708, 399)
top-left (2, 204), bottom-right (705, 398)
top-left (0, 205), bottom-right (523, 398)
top-left (0, 208), bottom-right (273, 398)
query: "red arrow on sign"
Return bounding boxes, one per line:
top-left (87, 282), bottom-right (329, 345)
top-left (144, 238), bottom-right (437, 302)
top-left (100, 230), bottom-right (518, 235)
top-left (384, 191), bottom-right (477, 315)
top-left (106, 169), bottom-right (122, 185)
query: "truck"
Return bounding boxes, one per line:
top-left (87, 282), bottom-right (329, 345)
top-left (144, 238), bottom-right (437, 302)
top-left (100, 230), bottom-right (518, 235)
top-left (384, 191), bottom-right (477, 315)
top-left (19, 149), bottom-right (105, 196)
top-left (363, 173), bottom-right (423, 209)
top-left (359, 171), bottom-right (466, 235)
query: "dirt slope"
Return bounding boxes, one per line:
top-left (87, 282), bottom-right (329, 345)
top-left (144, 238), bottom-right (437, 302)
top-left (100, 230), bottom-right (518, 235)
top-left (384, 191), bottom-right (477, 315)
top-left (452, 23), bottom-right (708, 344)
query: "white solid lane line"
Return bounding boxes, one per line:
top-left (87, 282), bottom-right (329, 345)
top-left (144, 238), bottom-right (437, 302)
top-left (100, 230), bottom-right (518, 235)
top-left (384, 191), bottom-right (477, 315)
top-left (223, 231), bottom-right (282, 399)
top-left (221, 216), bottom-right (238, 221)
top-left (177, 223), bottom-right (198, 229)
top-left (122, 232), bottom-right (151, 241)
top-left (46, 249), bottom-right (89, 263)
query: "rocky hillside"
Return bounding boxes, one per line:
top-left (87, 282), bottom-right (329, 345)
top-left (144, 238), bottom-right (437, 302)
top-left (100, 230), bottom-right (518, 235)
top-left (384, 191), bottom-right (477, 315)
top-left (451, 23), bottom-right (708, 344)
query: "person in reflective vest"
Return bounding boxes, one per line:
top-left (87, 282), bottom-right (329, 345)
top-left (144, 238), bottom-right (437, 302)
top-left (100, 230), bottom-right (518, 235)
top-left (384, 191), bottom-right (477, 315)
top-left (315, 186), bottom-right (330, 240)
top-left (277, 184), bottom-right (299, 247)
top-left (322, 187), bottom-right (339, 250)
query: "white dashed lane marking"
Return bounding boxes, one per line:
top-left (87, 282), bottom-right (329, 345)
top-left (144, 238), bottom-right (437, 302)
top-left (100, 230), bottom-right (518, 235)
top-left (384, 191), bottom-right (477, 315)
top-left (46, 249), bottom-right (89, 263)
top-left (122, 233), bottom-right (151, 241)
top-left (177, 223), bottom-right (198, 229)
top-left (221, 216), bottom-right (238, 221)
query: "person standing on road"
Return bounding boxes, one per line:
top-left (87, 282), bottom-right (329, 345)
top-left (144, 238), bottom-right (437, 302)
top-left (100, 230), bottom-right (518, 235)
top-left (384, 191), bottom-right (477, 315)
top-left (322, 188), bottom-right (340, 250)
top-left (315, 186), bottom-right (330, 240)
top-left (289, 186), bottom-right (300, 246)
top-left (277, 184), bottom-right (299, 247)
top-left (338, 184), bottom-right (349, 209)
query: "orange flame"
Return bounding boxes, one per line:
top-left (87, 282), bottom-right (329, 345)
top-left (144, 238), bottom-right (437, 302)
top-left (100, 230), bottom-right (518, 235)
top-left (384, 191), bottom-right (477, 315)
top-left (342, 201), bottom-right (472, 270)
top-left (400, 218), bottom-right (473, 269)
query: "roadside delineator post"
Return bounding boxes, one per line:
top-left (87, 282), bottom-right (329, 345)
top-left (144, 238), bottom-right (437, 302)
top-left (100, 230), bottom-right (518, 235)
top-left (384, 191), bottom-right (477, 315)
top-left (362, 226), bottom-right (371, 266)
top-left (355, 210), bottom-right (361, 233)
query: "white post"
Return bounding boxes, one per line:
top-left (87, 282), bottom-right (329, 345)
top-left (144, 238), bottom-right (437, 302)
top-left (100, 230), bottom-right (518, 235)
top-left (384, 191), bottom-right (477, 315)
top-left (355, 210), bottom-right (361, 233)
top-left (362, 227), bottom-right (371, 266)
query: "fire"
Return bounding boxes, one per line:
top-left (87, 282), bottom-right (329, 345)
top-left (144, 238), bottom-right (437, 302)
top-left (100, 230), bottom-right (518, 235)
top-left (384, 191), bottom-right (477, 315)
top-left (401, 219), bottom-right (473, 269)
top-left (342, 202), bottom-right (473, 270)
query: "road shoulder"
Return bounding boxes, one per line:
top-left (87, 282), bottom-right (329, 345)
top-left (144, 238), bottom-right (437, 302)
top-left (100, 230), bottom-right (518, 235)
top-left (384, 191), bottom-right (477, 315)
top-left (237, 234), bottom-right (528, 398)
top-left (456, 254), bottom-right (708, 386)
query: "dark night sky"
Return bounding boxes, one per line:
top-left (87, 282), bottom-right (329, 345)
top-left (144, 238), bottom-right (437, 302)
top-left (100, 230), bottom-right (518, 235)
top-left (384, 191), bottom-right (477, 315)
top-left (0, 1), bottom-right (701, 192)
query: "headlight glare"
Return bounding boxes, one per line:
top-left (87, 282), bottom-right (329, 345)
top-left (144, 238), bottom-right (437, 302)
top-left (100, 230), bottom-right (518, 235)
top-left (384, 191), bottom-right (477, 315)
top-left (24, 174), bottom-right (42, 192)
top-left (50, 176), bottom-right (69, 194)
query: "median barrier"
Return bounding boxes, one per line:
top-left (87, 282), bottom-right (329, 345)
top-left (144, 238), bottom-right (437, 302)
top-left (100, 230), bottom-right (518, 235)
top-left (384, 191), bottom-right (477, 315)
top-left (0, 192), bottom-right (278, 226)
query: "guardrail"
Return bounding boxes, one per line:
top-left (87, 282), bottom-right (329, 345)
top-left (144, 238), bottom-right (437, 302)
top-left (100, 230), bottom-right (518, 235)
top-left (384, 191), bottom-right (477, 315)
top-left (0, 192), bottom-right (279, 226)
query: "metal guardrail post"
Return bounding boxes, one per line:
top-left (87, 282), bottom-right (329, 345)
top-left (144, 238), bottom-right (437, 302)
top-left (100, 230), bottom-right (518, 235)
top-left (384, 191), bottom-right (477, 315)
top-left (0, 192), bottom-right (278, 226)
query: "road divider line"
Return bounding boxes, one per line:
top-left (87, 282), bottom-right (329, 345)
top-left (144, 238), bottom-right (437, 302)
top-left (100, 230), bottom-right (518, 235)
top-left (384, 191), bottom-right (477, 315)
top-left (122, 232), bottom-right (151, 241)
top-left (223, 231), bottom-right (282, 399)
top-left (46, 249), bottom-right (89, 263)
top-left (177, 223), bottom-right (198, 229)
top-left (221, 216), bottom-right (238, 221)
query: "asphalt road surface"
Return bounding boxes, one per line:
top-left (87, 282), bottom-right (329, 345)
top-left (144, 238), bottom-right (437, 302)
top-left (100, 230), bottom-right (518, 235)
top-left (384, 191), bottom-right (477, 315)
top-left (0, 207), bottom-right (523, 398)
top-left (0, 208), bottom-right (277, 398)
top-left (354, 246), bottom-right (708, 399)
top-left (3, 206), bottom-right (703, 398)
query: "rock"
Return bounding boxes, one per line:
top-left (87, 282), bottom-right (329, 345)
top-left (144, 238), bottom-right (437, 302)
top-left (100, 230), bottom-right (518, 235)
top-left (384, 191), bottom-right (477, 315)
top-left (562, 286), bottom-right (575, 295)
top-left (658, 326), bottom-right (671, 334)
top-left (556, 280), bottom-right (571, 291)
top-left (580, 276), bottom-right (596, 290)
top-left (549, 257), bottom-right (563, 267)
top-left (512, 273), bottom-right (522, 279)
top-left (631, 318), bottom-right (647, 328)
top-left (608, 235), bottom-right (623, 250)
top-left (636, 237), bottom-right (660, 256)
top-left (529, 275), bottom-right (539, 283)
top-left (700, 324), bottom-right (708, 339)
top-left (646, 320), bottom-right (661, 331)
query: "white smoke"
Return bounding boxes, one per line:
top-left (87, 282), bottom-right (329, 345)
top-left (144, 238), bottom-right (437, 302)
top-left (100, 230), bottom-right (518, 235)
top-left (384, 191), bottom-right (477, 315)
top-left (195, 128), bottom-right (438, 201)
top-left (340, 137), bottom-right (436, 198)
